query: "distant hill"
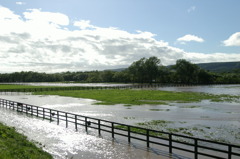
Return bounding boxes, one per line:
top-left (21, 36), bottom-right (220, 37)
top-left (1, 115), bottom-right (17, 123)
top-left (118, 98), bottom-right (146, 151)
top-left (197, 61), bottom-right (240, 73)
top-left (105, 68), bottom-right (126, 72)
top-left (107, 62), bottom-right (240, 73)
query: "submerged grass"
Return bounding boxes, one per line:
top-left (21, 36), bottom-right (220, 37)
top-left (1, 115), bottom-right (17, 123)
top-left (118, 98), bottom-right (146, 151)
top-left (34, 89), bottom-right (239, 105)
top-left (0, 122), bottom-right (52, 159)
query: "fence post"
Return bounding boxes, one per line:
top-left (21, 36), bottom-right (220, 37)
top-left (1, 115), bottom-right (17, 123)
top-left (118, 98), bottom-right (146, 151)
top-left (12, 102), bottom-right (15, 110)
top-left (147, 129), bottom-right (150, 147)
top-left (50, 109), bottom-right (52, 122)
top-left (57, 111), bottom-right (59, 125)
top-left (85, 117), bottom-right (88, 132)
top-left (169, 134), bottom-right (172, 154)
top-left (31, 106), bottom-right (33, 115)
top-left (43, 108), bottom-right (45, 119)
top-left (194, 139), bottom-right (198, 159)
top-left (25, 105), bottom-right (28, 115)
top-left (65, 113), bottom-right (68, 128)
top-left (228, 145), bottom-right (232, 159)
top-left (128, 126), bottom-right (131, 143)
top-left (112, 123), bottom-right (114, 138)
top-left (98, 120), bottom-right (101, 135)
top-left (37, 107), bottom-right (39, 117)
top-left (75, 115), bottom-right (78, 131)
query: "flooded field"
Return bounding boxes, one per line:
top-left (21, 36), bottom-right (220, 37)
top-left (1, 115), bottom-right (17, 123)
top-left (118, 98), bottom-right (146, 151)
top-left (0, 84), bottom-right (240, 158)
top-left (3, 82), bottom-right (132, 87)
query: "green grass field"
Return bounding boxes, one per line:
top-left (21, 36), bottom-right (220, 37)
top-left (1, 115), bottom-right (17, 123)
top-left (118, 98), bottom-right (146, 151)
top-left (34, 89), bottom-right (239, 105)
top-left (0, 122), bottom-right (52, 159)
top-left (0, 84), bottom-right (54, 90)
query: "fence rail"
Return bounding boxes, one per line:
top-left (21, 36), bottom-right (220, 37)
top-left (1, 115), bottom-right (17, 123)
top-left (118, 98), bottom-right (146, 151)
top-left (0, 98), bottom-right (240, 159)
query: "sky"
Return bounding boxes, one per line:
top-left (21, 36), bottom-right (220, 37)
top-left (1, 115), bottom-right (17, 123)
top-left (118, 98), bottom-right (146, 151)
top-left (0, 0), bottom-right (239, 73)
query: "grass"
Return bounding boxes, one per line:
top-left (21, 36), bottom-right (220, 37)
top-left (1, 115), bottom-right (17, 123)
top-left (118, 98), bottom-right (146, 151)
top-left (0, 84), bottom-right (56, 90)
top-left (34, 89), bottom-right (240, 105)
top-left (0, 122), bottom-right (52, 159)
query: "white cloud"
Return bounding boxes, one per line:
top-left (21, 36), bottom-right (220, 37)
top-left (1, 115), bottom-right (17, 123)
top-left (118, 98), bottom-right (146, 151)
top-left (74, 20), bottom-right (95, 30)
top-left (0, 6), bottom-right (239, 73)
top-left (187, 6), bottom-right (196, 13)
top-left (23, 9), bottom-right (69, 26)
top-left (223, 32), bottom-right (240, 46)
top-left (177, 34), bottom-right (204, 43)
top-left (16, 2), bottom-right (26, 5)
top-left (0, 5), bottom-right (20, 20)
top-left (183, 52), bottom-right (240, 63)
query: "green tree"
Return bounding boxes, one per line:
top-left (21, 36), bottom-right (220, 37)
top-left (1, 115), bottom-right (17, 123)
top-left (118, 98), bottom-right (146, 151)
top-left (144, 56), bottom-right (161, 83)
top-left (198, 69), bottom-right (213, 84)
top-left (128, 56), bottom-right (161, 83)
top-left (101, 71), bottom-right (114, 82)
top-left (174, 59), bottom-right (199, 84)
top-left (128, 58), bottom-right (146, 83)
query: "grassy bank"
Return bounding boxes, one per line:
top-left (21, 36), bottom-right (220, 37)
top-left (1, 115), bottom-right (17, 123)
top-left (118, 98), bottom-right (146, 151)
top-left (34, 89), bottom-right (239, 105)
top-left (0, 122), bottom-right (52, 159)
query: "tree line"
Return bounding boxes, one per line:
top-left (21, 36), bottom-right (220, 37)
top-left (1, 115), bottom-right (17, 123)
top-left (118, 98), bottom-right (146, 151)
top-left (0, 57), bottom-right (240, 84)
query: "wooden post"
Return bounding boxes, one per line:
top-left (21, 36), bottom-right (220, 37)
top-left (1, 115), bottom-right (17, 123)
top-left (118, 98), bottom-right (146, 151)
top-left (112, 123), bottom-right (114, 138)
top-left (169, 134), bottom-right (172, 154)
top-left (31, 106), bottom-right (33, 115)
top-left (228, 145), bottom-right (232, 159)
top-left (147, 129), bottom-right (150, 147)
top-left (85, 117), bottom-right (88, 132)
top-left (75, 115), bottom-right (78, 131)
top-left (57, 111), bottom-right (59, 125)
top-left (98, 120), bottom-right (101, 135)
top-left (65, 113), bottom-right (68, 128)
top-left (25, 105), bottom-right (28, 115)
top-left (128, 126), bottom-right (131, 143)
top-left (37, 107), bottom-right (39, 117)
top-left (50, 109), bottom-right (52, 122)
top-left (43, 108), bottom-right (45, 119)
top-left (194, 139), bottom-right (198, 159)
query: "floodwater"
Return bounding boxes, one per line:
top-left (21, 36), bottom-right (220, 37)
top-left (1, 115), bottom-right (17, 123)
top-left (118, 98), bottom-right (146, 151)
top-left (0, 107), bottom-right (173, 159)
top-left (0, 84), bottom-right (240, 158)
top-left (3, 82), bottom-right (132, 87)
top-left (155, 84), bottom-right (240, 96)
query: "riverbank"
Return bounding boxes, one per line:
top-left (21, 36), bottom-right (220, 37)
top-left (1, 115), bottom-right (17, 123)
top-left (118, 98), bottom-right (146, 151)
top-left (0, 122), bottom-right (52, 159)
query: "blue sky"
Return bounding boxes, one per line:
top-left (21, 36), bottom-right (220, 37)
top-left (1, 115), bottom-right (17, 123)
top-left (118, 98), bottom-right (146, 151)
top-left (0, 0), bottom-right (239, 72)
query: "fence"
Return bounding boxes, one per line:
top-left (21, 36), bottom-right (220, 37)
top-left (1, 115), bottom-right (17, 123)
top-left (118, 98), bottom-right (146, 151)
top-left (0, 83), bottom-right (211, 93)
top-left (0, 98), bottom-right (240, 159)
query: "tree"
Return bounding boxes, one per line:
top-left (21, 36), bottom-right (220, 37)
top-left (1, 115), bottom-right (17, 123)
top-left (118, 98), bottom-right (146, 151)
top-left (101, 71), bottom-right (114, 82)
top-left (198, 69), bottom-right (213, 84)
top-left (112, 71), bottom-right (131, 83)
top-left (174, 59), bottom-right (199, 84)
top-left (128, 58), bottom-right (146, 83)
top-left (144, 56), bottom-right (161, 83)
top-left (128, 56), bottom-right (161, 83)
